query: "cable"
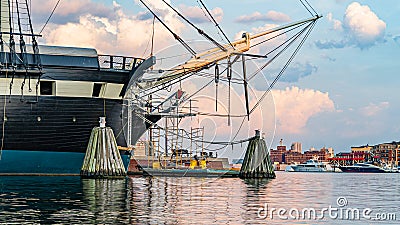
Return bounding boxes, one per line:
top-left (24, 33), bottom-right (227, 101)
top-left (248, 21), bottom-right (314, 81)
top-left (250, 21), bottom-right (317, 114)
top-left (159, 21), bottom-right (318, 119)
top-left (151, 16), bottom-right (155, 57)
top-left (139, 0), bottom-right (196, 56)
top-left (134, 110), bottom-right (253, 147)
top-left (39, 0), bottom-right (61, 34)
top-left (197, 0), bottom-right (234, 49)
top-left (302, 0), bottom-right (318, 15)
top-left (127, 2), bottom-right (320, 154)
top-left (161, 0), bottom-right (226, 51)
top-left (250, 22), bottom-right (307, 48)
top-left (0, 52), bottom-right (8, 159)
top-left (299, 0), bottom-right (313, 16)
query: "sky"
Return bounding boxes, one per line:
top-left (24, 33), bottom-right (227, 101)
top-left (28, 0), bottom-right (400, 157)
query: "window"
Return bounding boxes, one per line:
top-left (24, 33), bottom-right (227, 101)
top-left (40, 81), bottom-right (55, 95)
top-left (92, 83), bottom-right (103, 97)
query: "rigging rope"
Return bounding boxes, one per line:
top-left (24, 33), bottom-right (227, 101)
top-left (137, 19), bottom-right (319, 120)
top-left (15, 0), bottom-right (30, 100)
top-left (135, 110), bottom-right (253, 147)
top-left (195, 0), bottom-right (223, 44)
top-left (161, 0), bottom-right (226, 51)
top-left (299, 0), bottom-right (313, 16)
top-left (250, 21), bottom-right (317, 114)
top-left (151, 16), bottom-right (155, 57)
top-left (197, 0), bottom-right (234, 49)
top-left (250, 22), bottom-right (307, 49)
top-left (300, 0), bottom-right (318, 16)
top-left (0, 47), bottom-right (8, 159)
top-left (143, 21), bottom-right (315, 106)
top-left (133, 6), bottom-right (321, 134)
top-left (39, 0), bottom-right (61, 34)
top-left (139, 0), bottom-right (196, 57)
top-left (248, 21), bottom-right (314, 81)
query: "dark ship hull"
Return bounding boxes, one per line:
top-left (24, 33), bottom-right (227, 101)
top-left (0, 45), bottom-right (157, 174)
top-left (2, 96), bottom-right (124, 152)
top-left (339, 165), bottom-right (387, 173)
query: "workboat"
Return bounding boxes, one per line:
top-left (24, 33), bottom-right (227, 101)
top-left (288, 159), bottom-right (339, 172)
top-left (339, 163), bottom-right (388, 173)
top-left (0, 0), bottom-right (321, 175)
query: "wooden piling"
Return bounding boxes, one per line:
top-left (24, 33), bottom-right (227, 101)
top-left (239, 130), bottom-right (275, 179)
top-left (80, 127), bottom-right (127, 178)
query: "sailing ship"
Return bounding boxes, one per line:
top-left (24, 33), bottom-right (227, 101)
top-left (0, 0), bottom-right (164, 174)
top-left (0, 0), bottom-right (321, 174)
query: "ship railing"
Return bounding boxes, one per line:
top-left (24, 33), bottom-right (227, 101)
top-left (98, 55), bottom-right (144, 71)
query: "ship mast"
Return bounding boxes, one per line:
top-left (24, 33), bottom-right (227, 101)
top-left (0, 0), bottom-right (42, 101)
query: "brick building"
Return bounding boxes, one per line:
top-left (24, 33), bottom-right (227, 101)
top-left (270, 143), bottom-right (333, 164)
top-left (372, 142), bottom-right (400, 164)
top-left (270, 145), bottom-right (286, 164)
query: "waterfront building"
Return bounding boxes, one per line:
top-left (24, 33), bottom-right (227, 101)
top-left (270, 143), bottom-right (333, 164)
top-left (270, 145), bottom-right (287, 164)
top-left (372, 142), bottom-right (400, 165)
top-left (303, 147), bottom-right (331, 162)
top-left (327, 147), bottom-right (334, 158)
top-left (351, 145), bottom-right (372, 153)
top-left (285, 151), bottom-right (306, 164)
top-left (330, 142), bottom-right (400, 166)
top-left (329, 152), bottom-right (368, 166)
top-left (290, 142), bottom-right (302, 153)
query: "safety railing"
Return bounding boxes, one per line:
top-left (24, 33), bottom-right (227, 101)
top-left (98, 55), bottom-right (144, 70)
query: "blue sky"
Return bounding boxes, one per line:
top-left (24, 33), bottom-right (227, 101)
top-left (31, 0), bottom-right (400, 156)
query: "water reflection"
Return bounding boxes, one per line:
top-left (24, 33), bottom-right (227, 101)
top-left (0, 173), bottom-right (399, 224)
top-left (127, 177), bottom-right (249, 224)
top-left (0, 176), bottom-right (131, 224)
top-left (80, 179), bottom-right (129, 224)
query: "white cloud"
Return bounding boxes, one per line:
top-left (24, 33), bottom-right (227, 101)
top-left (393, 35), bottom-right (400, 46)
top-left (42, 0), bottom-right (186, 56)
top-left (178, 5), bottom-right (223, 23)
top-left (32, 0), bottom-right (114, 25)
top-left (360, 102), bottom-right (389, 117)
top-left (235, 11), bottom-right (291, 23)
top-left (326, 12), bottom-right (342, 30)
top-left (316, 2), bottom-right (386, 49)
top-left (44, 15), bottom-right (115, 52)
top-left (343, 2), bottom-right (386, 48)
top-left (271, 86), bottom-right (335, 134)
top-left (273, 62), bottom-right (317, 83)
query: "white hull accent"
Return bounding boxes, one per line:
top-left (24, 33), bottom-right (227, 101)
top-left (0, 78), bottom-right (124, 99)
top-left (288, 159), bottom-right (337, 172)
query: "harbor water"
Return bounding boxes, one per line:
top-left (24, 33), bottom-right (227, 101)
top-left (1, 172), bottom-right (399, 224)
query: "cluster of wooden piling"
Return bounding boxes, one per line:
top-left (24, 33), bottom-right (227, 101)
top-left (80, 127), bottom-right (126, 178)
top-left (239, 130), bottom-right (275, 179)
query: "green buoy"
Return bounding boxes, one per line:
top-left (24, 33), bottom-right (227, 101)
top-left (80, 117), bottom-right (126, 178)
top-left (239, 130), bottom-right (276, 179)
